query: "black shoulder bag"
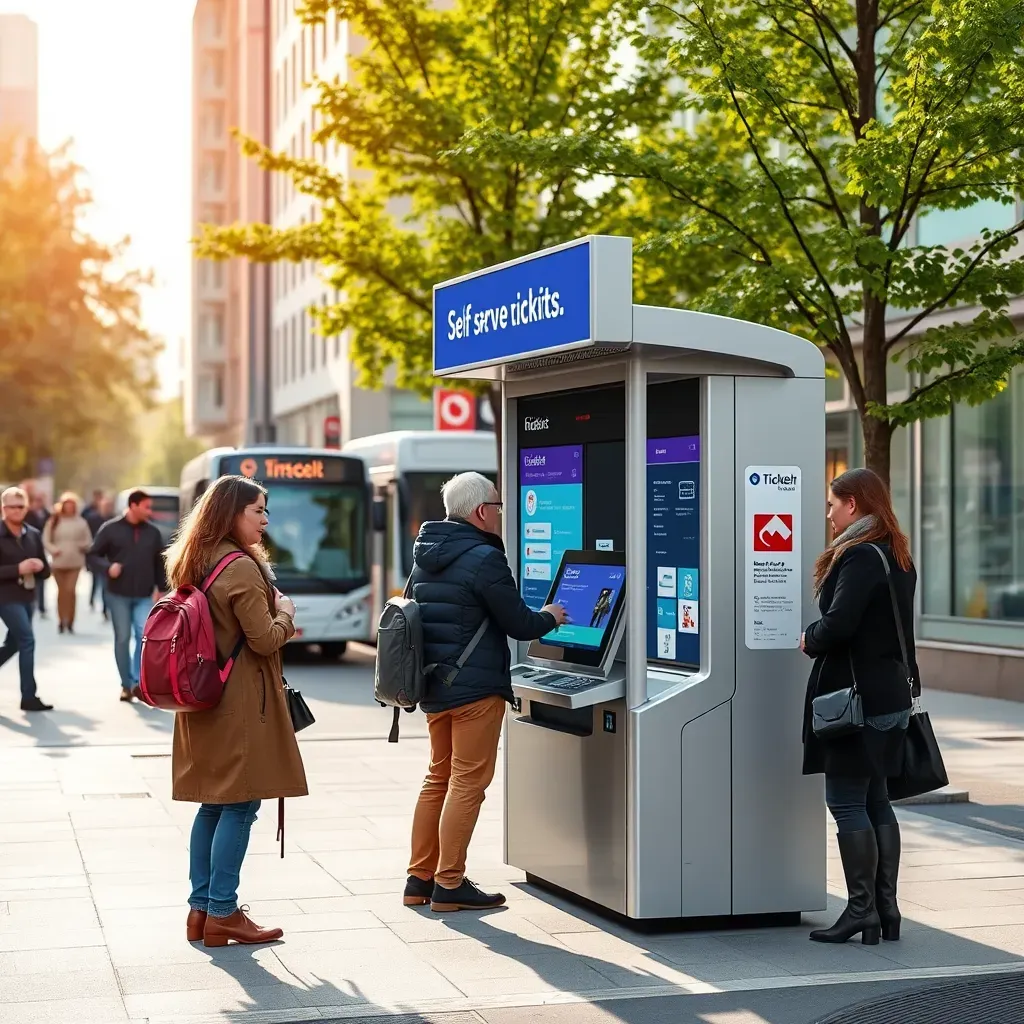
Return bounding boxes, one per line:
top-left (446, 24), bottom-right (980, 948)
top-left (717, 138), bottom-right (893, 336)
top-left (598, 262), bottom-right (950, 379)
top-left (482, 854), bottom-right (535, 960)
top-left (867, 544), bottom-right (948, 800)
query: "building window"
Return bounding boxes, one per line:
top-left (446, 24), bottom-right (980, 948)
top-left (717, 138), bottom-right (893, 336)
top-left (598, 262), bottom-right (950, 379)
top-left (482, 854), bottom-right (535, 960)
top-left (300, 312), bottom-right (307, 376)
top-left (201, 102), bottom-right (225, 142)
top-left (335, 11), bottom-right (341, 42)
top-left (334, 288), bottom-right (341, 357)
top-left (201, 152), bottom-right (225, 193)
top-left (207, 3), bottom-right (224, 39)
top-left (311, 23), bottom-right (318, 77)
top-left (291, 43), bottom-right (297, 104)
top-left (198, 260), bottom-right (223, 289)
top-left (921, 373), bottom-right (1024, 623)
top-left (213, 368), bottom-right (225, 409)
top-left (200, 203), bottom-right (226, 225)
top-left (290, 316), bottom-right (297, 381)
top-left (322, 16), bottom-right (328, 59)
top-left (199, 307), bottom-right (225, 350)
top-left (201, 50), bottom-right (225, 90)
top-left (301, 26), bottom-right (306, 83)
top-left (917, 199), bottom-right (1017, 248)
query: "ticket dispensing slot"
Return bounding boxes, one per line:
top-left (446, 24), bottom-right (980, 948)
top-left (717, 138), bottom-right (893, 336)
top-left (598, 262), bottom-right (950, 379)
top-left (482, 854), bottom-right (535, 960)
top-left (510, 549), bottom-right (627, 711)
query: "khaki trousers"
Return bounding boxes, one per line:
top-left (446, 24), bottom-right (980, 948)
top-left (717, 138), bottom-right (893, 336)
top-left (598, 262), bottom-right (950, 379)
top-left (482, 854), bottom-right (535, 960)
top-left (408, 694), bottom-right (505, 889)
top-left (53, 568), bottom-right (80, 626)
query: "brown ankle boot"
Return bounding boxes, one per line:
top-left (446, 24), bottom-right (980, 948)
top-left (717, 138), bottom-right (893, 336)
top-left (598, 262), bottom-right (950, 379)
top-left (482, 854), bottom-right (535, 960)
top-left (203, 908), bottom-right (283, 948)
top-left (186, 908), bottom-right (207, 942)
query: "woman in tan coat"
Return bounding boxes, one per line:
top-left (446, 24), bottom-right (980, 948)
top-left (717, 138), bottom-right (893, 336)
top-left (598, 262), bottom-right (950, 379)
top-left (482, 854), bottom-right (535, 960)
top-left (165, 475), bottom-right (307, 948)
top-left (42, 492), bottom-right (92, 633)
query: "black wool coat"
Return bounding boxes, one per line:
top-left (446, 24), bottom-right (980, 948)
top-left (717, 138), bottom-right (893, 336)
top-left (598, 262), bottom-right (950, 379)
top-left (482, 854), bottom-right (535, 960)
top-left (410, 519), bottom-right (556, 714)
top-left (802, 540), bottom-right (918, 778)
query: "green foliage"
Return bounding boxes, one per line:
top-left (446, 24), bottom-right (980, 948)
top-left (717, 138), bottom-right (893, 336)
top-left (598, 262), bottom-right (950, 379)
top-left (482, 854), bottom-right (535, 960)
top-left (196, 0), bottom-right (715, 398)
top-left (0, 138), bottom-right (159, 481)
top-left (463, 0), bottom-right (1024, 481)
top-left (124, 397), bottom-right (209, 489)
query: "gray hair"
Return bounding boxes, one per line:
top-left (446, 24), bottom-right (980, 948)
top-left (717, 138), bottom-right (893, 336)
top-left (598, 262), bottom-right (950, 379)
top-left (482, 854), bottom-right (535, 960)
top-left (441, 472), bottom-right (497, 519)
top-left (1, 486), bottom-right (27, 507)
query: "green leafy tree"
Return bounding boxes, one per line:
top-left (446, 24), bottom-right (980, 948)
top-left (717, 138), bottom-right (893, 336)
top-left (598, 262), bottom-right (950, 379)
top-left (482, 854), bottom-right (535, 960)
top-left (468, 0), bottom-right (1024, 485)
top-left (0, 138), bottom-right (159, 481)
top-left (124, 397), bottom-right (209, 489)
top-left (196, 0), bottom-right (717, 448)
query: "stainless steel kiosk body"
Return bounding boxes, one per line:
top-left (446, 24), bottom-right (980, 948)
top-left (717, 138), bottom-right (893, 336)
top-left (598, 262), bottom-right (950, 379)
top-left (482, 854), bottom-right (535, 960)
top-left (433, 236), bottom-right (826, 921)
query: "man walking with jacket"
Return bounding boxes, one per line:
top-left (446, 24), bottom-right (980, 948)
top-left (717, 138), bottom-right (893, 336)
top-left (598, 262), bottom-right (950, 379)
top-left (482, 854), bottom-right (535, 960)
top-left (403, 473), bottom-right (566, 912)
top-left (0, 487), bottom-right (53, 711)
top-left (88, 490), bottom-right (167, 702)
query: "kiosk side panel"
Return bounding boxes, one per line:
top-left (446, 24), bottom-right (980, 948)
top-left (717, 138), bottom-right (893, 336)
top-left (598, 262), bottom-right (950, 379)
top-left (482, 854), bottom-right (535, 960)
top-left (731, 374), bottom-right (826, 915)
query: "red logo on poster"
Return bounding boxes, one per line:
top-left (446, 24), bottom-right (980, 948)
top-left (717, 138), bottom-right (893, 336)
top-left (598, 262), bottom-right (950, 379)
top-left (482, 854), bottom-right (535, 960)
top-left (434, 389), bottom-right (477, 431)
top-left (754, 514), bottom-right (794, 552)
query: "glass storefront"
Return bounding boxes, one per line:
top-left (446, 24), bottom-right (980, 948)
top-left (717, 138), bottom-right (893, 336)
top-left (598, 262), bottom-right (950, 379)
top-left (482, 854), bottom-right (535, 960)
top-left (921, 369), bottom-right (1024, 627)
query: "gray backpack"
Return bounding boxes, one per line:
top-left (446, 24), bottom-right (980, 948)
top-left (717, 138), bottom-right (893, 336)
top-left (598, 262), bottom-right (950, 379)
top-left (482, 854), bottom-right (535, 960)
top-left (374, 579), bottom-right (488, 743)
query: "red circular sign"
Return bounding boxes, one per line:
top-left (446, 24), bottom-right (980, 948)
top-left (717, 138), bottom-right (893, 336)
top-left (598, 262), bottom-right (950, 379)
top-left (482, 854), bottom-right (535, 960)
top-left (239, 458), bottom-right (258, 478)
top-left (436, 390), bottom-right (476, 431)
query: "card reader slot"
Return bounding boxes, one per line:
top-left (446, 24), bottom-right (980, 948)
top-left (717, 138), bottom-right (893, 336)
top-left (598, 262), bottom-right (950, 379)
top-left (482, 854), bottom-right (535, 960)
top-left (526, 701), bottom-right (593, 737)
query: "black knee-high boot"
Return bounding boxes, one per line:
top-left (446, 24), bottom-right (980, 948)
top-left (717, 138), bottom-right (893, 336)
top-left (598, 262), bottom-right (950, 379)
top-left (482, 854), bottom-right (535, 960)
top-left (810, 828), bottom-right (881, 944)
top-left (874, 822), bottom-right (901, 940)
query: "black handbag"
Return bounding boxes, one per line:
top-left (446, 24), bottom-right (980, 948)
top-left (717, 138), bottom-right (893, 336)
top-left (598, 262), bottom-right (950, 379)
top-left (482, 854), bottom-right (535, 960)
top-left (811, 651), bottom-right (864, 738)
top-left (867, 544), bottom-right (949, 800)
top-left (284, 678), bottom-right (315, 733)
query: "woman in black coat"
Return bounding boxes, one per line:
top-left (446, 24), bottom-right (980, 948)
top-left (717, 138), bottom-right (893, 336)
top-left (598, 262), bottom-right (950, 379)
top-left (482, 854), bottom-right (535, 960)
top-left (801, 468), bottom-right (918, 946)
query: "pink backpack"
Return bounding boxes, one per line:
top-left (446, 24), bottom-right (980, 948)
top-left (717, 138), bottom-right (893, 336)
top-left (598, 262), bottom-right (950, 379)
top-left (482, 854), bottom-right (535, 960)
top-left (137, 552), bottom-right (247, 712)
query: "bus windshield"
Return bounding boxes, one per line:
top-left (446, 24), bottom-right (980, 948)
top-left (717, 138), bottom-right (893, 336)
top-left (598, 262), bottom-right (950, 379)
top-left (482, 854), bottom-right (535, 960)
top-left (262, 483), bottom-right (368, 593)
top-left (399, 471), bottom-right (497, 576)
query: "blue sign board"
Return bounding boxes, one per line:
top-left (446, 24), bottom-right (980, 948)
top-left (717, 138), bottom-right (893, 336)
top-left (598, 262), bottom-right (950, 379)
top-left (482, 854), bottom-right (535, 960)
top-left (432, 236), bottom-right (632, 376)
top-left (434, 242), bottom-right (591, 375)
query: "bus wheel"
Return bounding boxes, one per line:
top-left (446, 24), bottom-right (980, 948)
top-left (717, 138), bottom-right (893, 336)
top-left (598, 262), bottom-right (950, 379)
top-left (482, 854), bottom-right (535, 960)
top-left (320, 642), bottom-right (348, 661)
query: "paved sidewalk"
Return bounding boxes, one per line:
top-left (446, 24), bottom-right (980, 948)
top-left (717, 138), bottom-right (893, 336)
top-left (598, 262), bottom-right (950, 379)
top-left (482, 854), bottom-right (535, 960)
top-left (4, 602), bottom-right (1024, 1024)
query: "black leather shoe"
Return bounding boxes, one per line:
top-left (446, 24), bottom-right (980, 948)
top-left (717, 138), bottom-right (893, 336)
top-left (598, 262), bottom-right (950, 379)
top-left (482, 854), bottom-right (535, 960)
top-left (403, 875), bottom-right (434, 906)
top-left (431, 879), bottom-right (506, 912)
top-left (119, 689), bottom-right (134, 702)
top-left (810, 829), bottom-right (880, 944)
top-left (21, 697), bottom-right (53, 712)
top-left (875, 823), bottom-right (902, 940)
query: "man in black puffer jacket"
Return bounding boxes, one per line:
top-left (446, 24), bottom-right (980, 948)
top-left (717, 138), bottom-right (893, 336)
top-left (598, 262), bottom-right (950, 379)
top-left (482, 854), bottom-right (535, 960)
top-left (404, 472), bottom-right (566, 913)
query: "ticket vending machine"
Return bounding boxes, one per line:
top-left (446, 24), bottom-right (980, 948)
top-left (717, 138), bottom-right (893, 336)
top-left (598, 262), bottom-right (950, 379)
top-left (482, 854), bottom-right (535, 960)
top-left (433, 236), bottom-right (826, 922)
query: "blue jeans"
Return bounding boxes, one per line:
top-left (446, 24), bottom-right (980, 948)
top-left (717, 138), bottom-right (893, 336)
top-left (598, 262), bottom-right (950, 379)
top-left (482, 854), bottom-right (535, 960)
top-left (107, 594), bottom-right (152, 690)
top-left (189, 801), bottom-right (261, 918)
top-left (825, 775), bottom-right (898, 835)
top-left (0, 602), bottom-right (37, 700)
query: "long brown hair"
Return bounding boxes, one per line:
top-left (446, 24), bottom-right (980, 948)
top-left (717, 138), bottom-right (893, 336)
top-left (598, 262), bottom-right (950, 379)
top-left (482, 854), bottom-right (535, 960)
top-left (50, 491), bottom-right (80, 528)
top-left (165, 476), bottom-right (270, 589)
top-left (813, 468), bottom-right (911, 591)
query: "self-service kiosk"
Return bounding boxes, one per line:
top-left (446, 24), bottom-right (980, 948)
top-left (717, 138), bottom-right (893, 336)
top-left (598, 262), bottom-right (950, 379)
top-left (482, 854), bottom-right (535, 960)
top-left (433, 236), bottom-right (826, 922)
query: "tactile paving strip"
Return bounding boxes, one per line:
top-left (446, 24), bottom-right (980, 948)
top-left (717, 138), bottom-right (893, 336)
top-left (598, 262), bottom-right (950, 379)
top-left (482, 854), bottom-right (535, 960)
top-left (815, 972), bottom-right (1024, 1024)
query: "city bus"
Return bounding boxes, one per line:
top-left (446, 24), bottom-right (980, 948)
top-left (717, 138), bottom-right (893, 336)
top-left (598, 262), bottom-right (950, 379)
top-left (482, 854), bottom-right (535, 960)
top-left (116, 486), bottom-right (180, 546)
top-left (179, 447), bottom-right (373, 657)
top-left (342, 430), bottom-right (497, 622)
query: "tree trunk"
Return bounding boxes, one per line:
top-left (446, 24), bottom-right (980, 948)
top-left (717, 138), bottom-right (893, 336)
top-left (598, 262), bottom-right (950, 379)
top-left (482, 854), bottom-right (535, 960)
top-left (860, 413), bottom-right (892, 491)
top-left (489, 381), bottom-right (503, 495)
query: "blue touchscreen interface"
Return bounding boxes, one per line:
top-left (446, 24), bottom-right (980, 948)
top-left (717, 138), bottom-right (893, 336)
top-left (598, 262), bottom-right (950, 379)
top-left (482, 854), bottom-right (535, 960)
top-left (541, 562), bottom-right (625, 651)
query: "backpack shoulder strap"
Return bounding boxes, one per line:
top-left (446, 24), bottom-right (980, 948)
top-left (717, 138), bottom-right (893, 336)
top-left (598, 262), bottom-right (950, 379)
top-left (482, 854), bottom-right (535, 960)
top-left (438, 618), bottom-right (490, 688)
top-left (200, 550), bottom-right (247, 593)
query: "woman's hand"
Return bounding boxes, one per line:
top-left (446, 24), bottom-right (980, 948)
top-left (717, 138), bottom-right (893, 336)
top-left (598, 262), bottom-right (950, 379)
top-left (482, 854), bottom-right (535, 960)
top-left (275, 590), bottom-right (296, 620)
top-left (800, 631), bottom-right (807, 653)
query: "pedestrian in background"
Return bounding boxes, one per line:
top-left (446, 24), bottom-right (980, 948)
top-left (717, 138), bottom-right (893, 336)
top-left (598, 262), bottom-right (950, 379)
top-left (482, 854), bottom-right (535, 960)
top-left (0, 487), bottom-right (53, 712)
top-left (83, 492), bottom-right (114, 618)
top-left (801, 467), bottom-right (916, 946)
top-left (165, 475), bottom-right (305, 947)
top-left (404, 472), bottom-right (565, 912)
top-left (24, 488), bottom-right (50, 619)
top-left (88, 489), bottom-right (166, 702)
top-left (43, 492), bottom-right (92, 634)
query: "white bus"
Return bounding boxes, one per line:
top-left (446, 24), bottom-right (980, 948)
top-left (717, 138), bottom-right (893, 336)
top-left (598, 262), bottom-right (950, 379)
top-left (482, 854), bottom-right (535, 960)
top-left (343, 431), bottom-right (498, 618)
top-left (179, 447), bottom-right (374, 657)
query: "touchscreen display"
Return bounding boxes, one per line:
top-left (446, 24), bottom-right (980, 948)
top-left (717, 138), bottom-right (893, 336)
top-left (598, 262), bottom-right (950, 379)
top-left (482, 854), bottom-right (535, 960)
top-left (542, 562), bottom-right (625, 651)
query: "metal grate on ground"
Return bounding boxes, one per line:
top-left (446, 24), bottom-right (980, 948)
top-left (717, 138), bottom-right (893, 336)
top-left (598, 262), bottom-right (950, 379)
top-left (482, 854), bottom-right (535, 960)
top-left (815, 972), bottom-right (1024, 1024)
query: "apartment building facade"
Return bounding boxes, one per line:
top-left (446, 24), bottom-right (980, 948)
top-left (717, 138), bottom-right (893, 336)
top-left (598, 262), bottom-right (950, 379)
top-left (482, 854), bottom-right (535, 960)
top-left (268, 0), bottom-right (432, 447)
top-left (0, 14), bottom-right (38, 139)
top-left (189, 0), bottom-right (273, 445)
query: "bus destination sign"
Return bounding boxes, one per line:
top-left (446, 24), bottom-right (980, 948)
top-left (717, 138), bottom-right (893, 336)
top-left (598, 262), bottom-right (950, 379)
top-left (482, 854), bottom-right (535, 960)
top-left (221, 454), bottom-right (361, 484)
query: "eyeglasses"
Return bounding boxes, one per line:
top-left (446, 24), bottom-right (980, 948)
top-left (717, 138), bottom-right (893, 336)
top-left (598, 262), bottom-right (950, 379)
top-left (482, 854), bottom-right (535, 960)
top-left (481, 502), bottom-right (503, 512)
top-left (2, 504), bottom-right (26, 510)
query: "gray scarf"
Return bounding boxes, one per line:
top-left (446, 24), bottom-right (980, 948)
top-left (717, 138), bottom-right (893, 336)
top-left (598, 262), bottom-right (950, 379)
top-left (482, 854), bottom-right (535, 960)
top-left (815, 513), bottom-right (878, 595)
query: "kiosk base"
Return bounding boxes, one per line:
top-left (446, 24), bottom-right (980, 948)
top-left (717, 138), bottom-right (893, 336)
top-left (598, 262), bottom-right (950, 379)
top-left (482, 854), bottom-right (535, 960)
top-left (524, 873), bottom-right (804, 935)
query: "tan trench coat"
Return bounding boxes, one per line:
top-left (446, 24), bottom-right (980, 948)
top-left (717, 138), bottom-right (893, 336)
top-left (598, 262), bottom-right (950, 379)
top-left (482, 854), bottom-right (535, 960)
top-left (172, 540), bottom-right (308, 804)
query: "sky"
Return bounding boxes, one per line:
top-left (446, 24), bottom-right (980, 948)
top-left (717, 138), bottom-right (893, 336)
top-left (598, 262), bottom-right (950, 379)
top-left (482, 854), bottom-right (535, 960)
top-left (1, 0), bottom-right (194, 396)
